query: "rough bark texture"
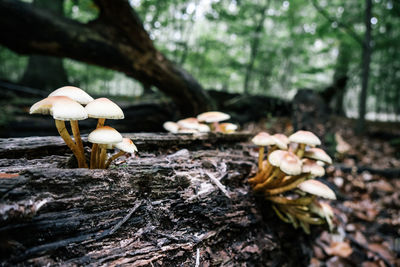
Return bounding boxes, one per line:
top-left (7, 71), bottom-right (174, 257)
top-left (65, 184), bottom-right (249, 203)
top-left (0, 133), bottom-right (313, 266)
top-left (0, 0), bottom-right (211, 116)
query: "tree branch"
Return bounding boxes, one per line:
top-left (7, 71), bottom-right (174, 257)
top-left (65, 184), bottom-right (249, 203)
top-left (0, 0), bottom-right (211, 116)
top-left (311, 0), bottom-right (363, 45)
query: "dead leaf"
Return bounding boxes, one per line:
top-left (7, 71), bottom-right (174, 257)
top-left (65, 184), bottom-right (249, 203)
top-left (368, 243), bottom-right (395, 262)
top-left (324, 241), bottom-right (353, 258)
top-left (0, 173), bottom-right (19, 179)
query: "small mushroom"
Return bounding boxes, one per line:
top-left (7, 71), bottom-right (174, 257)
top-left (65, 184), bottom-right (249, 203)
top-left (297, 179), bottom-right (336, 200)
top-left (105, 138), bottom-right (138, 168)
top-left (177, 117), bottom-right (200, 130)
top-left (163, 121), bottom-right (180, 133)
top-left (289, 130), bottom-right (321, 158)
top-left (301, 159), bottom-right (325, 177)
top-left (303, 148), bottom-right (332, 164)
top-left (197, 111), bottom-right (230, 132)
top-left (85, 98), bottom-right (124, 169)
top-left (219, 123), bottom-right (238, 134)
top-left (30, 96), bottom-right (88, 168)
top-left (88, 126), bottom-right (123, 169)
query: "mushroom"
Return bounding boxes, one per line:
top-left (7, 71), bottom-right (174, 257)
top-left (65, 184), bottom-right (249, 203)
top-left (288, 130), bottom-right (321, 158)
top-left (85, 98), bottom-right (124, 169)
top-left (88, 126), bottom-right (123, 169)
top-left (105, 138), bottom-right (138, 168)
top-left (48, 86), bottom-right (94, 164)
top-left (196, 111), bottom-right (230, 132)
top-left (177, 117), bottom-right (200, 130)
top-left (297, 180), bottom-right (336, 200)
top-left (254, 150), bottom-right (302, 191)
top-left (30, 96), bottom-right (88, 168)
top-left (163, 121), bottom-right (180, 133)
top-left (272, 133), bottom-right (289, 150)
top-left (219, 123), bottom-right (238, 134)
top-left (303, 148), bottom-right (332, 165)
top-left (301, 159), bottom-right (325, 177)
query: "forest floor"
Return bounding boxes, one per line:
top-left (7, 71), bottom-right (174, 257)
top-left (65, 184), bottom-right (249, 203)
top-left (246, 116), bottom-right (400, 267)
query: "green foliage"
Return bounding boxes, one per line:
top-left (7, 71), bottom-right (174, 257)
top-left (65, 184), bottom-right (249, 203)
top-left (0, 0), bottom-right (399, 119)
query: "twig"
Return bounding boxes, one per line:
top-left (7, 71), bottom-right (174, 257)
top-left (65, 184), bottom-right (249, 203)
top-left (195, 248), bottom-right (200, 267)
top-left (204, 172), bottom-right (231, 199)
top-left (97, 200), bottom-right (143, 239)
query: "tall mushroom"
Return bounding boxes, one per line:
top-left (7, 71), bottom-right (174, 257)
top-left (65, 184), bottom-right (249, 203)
top-left (85, 98), bottom-right (124, 169)
top-left (88, 126), bottom-right (123, 169)
top-left (30, 96), bottom-right (88, 167)
top-left (48, 86), bottom-right (94, 164)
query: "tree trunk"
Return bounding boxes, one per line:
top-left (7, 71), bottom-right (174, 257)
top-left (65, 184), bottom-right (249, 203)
top-left (19, 0), bottom-right (68, 91)
top-left (0, 133), bottom-right (313, 266)
top-left (356, 0), bottom-right (372, 134)
top-left (0, 0), bottom-right (212, 116)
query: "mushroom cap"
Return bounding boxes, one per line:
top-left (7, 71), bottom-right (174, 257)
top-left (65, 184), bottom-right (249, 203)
top-left (252, 132), bottom-right (275, 146)
top-left (272, 133), bottom-right (289, 150)
top-left (304, 148), bottom-right (332, 164)
top-left (30, 96), bottom-right (68, 115)
top-left (302, 159), bottom-right (325, 177)
top-left (220, 123), bottom-right (237, 133)
top-left (289, 130), bottom-right (321, 146)
top-left (298, 180), bottom-right (336, 200)
top-left (48, 86), bottom-right (94, 105)
top-left (280, 151), bottom-right (302, 175)
top-left (51, 97), bottom-right (88, 121)
top-left (115, 138), bottom-right (138, 154)
top-left (85, 98), bottom-right (124, 120)
top-left (30, 96), bottom-right (88, 121)
top-left (163, 121), bottom-right (180, 133)
top-left (197, 123), bottom-right (211, 133)
top-left (177, 117), bottom-right (199, 130)
top-left (268, 150), bottom-right (287, 167)
top-left (197, 111), bottom-right (230, 123)
top-left (88, 126), bottom-right (123, 145)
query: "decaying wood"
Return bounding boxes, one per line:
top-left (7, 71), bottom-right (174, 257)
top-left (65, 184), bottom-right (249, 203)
top-left (0, 133), bottom-right (313, 266)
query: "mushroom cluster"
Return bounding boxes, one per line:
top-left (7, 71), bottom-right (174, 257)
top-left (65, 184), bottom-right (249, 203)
top-left (29, 86), bottom-right (137, 169)
top-left (163, 111), bottom-right (238, 134)
top-left (249, 130), bottom-right (336, 233)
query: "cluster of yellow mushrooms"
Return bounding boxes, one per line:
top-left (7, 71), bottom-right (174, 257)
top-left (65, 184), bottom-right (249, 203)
top-left (29, 86), bottom-right (137, 169)
top-left (163, 111), bottom-right (238, 134)
top-left (249, 131), bottom-right (336, 233)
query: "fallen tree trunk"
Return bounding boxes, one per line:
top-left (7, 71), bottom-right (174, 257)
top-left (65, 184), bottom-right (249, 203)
top-left (0, 133), bottom-right (313, 266)
top-left (0, 0), bottom-right (211, 116)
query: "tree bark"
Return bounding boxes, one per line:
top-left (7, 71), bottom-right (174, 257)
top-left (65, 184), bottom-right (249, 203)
top-left (356, 0), bottom-right (372, 134)
top-left (0, 133), bottom-right (313, 266)
top-left (0, 0), bottom-right (212, 116)
top-left (19, 0), bottom-right (69, 91)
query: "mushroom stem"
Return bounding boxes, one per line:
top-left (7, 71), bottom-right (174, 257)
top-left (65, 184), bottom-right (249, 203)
top-left (90, 118), bottom-right (106, 169)
top-left (105, 151), bottom-right (126, 169)
top-left (266, 195), bottom-right (315, 206)
top-left (98, 145), bottom-right (107, 169)
top-left (296, 143), bottom-right (306, 158)
top-left (70, 120), bottom-right (87, 168)
top-left (55, 120), bottom-right (81, 166)
top-left (248, 162), bottom-right (271, 184)
top-left (257, 146), bottom-right (264, 172)
top-left (253, 168), bottom-right (284, 191)
top-left (264, 176), bottom-right (308, 195)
